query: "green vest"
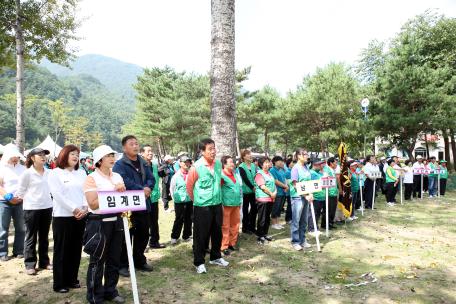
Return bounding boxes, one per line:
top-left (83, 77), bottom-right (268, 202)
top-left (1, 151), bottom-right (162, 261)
top-left (255, 170), bottom-right (275, 199)
top-left (385, 166), bottom-right (397, 183)
top-left (289, 164), bottom-right (311, 197)
top-left (429, 162), bottom-right (437, 177)
top-left (238, 162), bottom-right (257, 194)
top-left (150, 163), bottom-right (160, 203)
top-left (439, 166), bottom-right (448, 179)
top-left (349, 169), bottom-right (360, 193)
top-left (310, 168), bottom-right (325, 200)
top-left (173, 171), bottom-right (191, 203)
top-left (323, 166), bottom-right (338, 197)
top-left (193, 158), bottom-right (222, 207)
top-left (221, 172), bottom-right (242, 207)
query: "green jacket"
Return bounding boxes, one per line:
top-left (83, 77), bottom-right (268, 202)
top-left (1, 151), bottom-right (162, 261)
top-left (349, 169), bottom-right (360, 193)
top-left (150, 163), bottom-right (160, 203)
top-left (170, 170), bottom-right (191, 203)
top-left (429, 162), bottom-right (437, 178)
top-left (255, 170), bottom-right (276, 199)
top-left (221, 172), bottom-right (242, 207)
top-left (193, 159), bottom-right (222, 207)
top-left (239, 162), bottom-right (257, 194)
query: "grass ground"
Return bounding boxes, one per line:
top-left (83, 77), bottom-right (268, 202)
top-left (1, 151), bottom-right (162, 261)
top-left (1, 190), bottom-right (456, 304)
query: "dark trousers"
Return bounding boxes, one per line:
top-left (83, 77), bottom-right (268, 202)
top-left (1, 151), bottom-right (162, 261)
top-left (120, 213), bottom-right (149, 269)
top-left (193, 203), bottom-right (223, 266)
top-left (162, 183), bottom-right (171, 210)
top-left (321, 196), bottom-right (337, 227)
top-left (256, 200), bottom-right (273, 236)
top-left (242, 193), bottom-right (257, 232)
top-left (308, 200), bottom-right (325, 232)
top-left (423, 176), bottom-right (428, 192)
top-left (285, 196), bottom-right (292, 223)
top-left (23, 208), bottom-right (52, 269)
top-left (171, 201), bottom-right (193, 240)
top-left (385, 182), bottom-right (396, 202)
top-left (412, 175), bottom-right (422, 198)
top-left (148, 202), bottom-right (160, 245)
top-left (380, 177), bottom-right (386, 195)
top-left (52, 216), bottom-right (86, 291)
top-left (351, 191), bottom-right (359, 216)
top-left (405, 183), bottom-right (413, 200)
top-left (364, 179), bottom-right (375, 208)
top-left (440, 179), bottom-right (447, 196)
top-left (86, 221), bottom-right (124, 304)
top-left (355, 190), bottom-right (362, 209)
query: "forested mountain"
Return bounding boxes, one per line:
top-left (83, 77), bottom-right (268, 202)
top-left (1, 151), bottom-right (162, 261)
top-left (40, 54), bottom-right (143, 98)
top-left (0, 66), bottom-right (135, 151)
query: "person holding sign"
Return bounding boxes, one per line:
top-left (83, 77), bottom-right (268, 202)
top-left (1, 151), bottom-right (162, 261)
top-left (322, 157), bottom-right (339, 230)
top-left (308, 159), bottom-right (329, 234)
top-left (384, 159), bottom-right (399, 207)
top-left (403, 160), bottom-right (414, 201)
top-left (438, 160), bottom-right (448, 196)
top-left (219, 155), bottom-right (242, 255)
top-left (348, 161), bottom-right (360, 218)
top-left (237, 150), bottom-right (257, 235)
top-left (169, 156), bottom-right (193, 245)
top-left (113, 136), bottom-right (156, 277)
top-left (363, 155), bottom-right (377, 209)
top-left (186, 139), bottom-right (229, 274)
top-left (47, 145), bottom-right (88, 293)
top-left (412, 155), bottom-right (424, 199)
top-left (82, 145), bottom-right (126, 304)
top-left (428, 156), bottom-right (438, 198)
top-left (288, 148), bottom-right (313, 251)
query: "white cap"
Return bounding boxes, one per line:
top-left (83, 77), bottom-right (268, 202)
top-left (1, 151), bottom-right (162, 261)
top-left (93, 145), bottom-right (118, 165)
top-left (0, 144), bottom-right (26, 165)
top-left (416, 155), bottom-right (423, 159)
top-left (380, 157), bottom-right (386, 160)
top-left (164, 155), bottom-right (173, 161)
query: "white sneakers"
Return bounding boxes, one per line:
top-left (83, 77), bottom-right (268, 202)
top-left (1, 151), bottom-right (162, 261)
top-left (386, 202), bottom-right (396, 207)
top-left (272, 224), bottom-right (284, 230)
top-left (165, 208), bottom-right (173, 214)
top-left (308, 231), bottom-right (323, 237)
top-left (429, 195), bottom-right (434, 198)
top-left (209, 258), bottom-right (229, 267)
top-left (350, 215), bottom-right (358, 220)
top-left (181, 237), bottom-right (193, 242)
top-left (171, 238), bottom-right (177, 245)
top-left (301, 242), bottom-right (312, 248)
top-left (292, 244), bottom-right (302, 251)
top-left (196, 264), bottom-right (207, 274)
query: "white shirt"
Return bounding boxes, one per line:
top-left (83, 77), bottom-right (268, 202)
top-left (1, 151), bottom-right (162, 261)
top-left (0, 163), bottom-right (27, 200)
top-left (335, 165), bottom-right (340, 175)
top-left (363, 162), bottom-right (374, 176)
top-left (403, 166), bottom-right (413, 183)
top-left (16, 167), bottom-right (53, 210)
top-left (48, 168), bottom-right (88, 217)
top-left (412, 162), bottom-right (425, 175)
top-left (82, 169), bottom-right (124, 221)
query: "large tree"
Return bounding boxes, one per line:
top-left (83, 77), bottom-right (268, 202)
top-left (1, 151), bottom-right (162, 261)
top-left (0, 0), bottom-right (86, 153)
top-left (210, 0), bottom-right (236, 159)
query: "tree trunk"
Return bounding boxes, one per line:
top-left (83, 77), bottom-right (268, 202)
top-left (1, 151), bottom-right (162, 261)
top-left (15, 0), bottom-right (25, 153)
top-left (450, 129), bottom-right (456, 172)
top-left (210, 0), bottom-right (236, 159)
top-left (157, 137), bottom-right (163, 157)
top-left (324, 139), bottom-right (329, 158)
top-left (319, 139), bottom-right (325, 159)
top-left (424, 133), bottom-right (430, 159)
top-left (235, 127), bottom-right (241, 158)
top-left (284, 137), bottom-right (288, 158)
top-left (264, 127), bottom-right (269, 156)
top-left (443, 131), bottom-right (450, 164)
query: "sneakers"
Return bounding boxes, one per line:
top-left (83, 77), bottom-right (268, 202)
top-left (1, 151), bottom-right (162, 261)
top-left (356, 208), bottom-right (364, 211)
top-left (387, 202), bottom-right (396, 206)
top-left (271, 224), bottom-right (282, 230)
top-left (277, 224), bottom-right (285, 229)
top-left (165, 208), bottom-right (173, 214)
top-left (346, 217), bottom-right (353, 221)
top-left (429, 195), bottom-right (434, 198)
top-left (301, 242), bottom-right (312, 248)
top-left (209, 258), bottom-right (229, 267)
top-left (181, 237), bottom-right (193, 242)
top-left (171, 238), bottom-right (178, 245)
top-left (0, 255), bottom-right (10, 261)
top-left (196, 264), bottom-right (207, 274)
top-left (308, 231), bottom-right (322, 237)
top-left (350, 215), bottom-right (358, 220)
top-left (292, 244), bottom-right (302, 251)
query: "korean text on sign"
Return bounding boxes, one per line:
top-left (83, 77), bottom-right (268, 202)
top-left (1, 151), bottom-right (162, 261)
top-left (370, 171), bottom-right (382, 179)
top-left (433, 170), bottom-right (445, 175)
top-left (296, 179), bottom-right (322, 195)
top-left (413, 169), bottom-right (431, 175)
top-left (321, 177), bottom-right (336, 188)
top-left (98, 190), bottom-right (147, 215)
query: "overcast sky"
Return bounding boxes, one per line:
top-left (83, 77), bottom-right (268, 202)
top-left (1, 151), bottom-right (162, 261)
top-left (74, 0), bottom-right (456, 95)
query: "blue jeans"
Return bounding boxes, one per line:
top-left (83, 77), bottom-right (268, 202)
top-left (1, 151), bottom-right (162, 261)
top-left (290, 198), bottom-right (309, 245)
top-left (0, 201), bottom-right (25, 256)
top-left (351, 191), bottom-right (359, 216)
top-left (428, 177), bottom-right (437, 196)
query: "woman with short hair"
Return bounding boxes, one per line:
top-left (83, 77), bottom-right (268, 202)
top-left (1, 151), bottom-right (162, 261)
top-left (48, 145), bottom-right (88, 293)
top-left (384, 159), bottom-right (399, 207)
top-left (269, 156), bottom-right (288, 230)
top-left (254, 156), bottom-right (276, 243)
top-left (16, 148), bottom-right (53, 275)
top-left (238, 150), bottom-right (257, 234)
top-left (284, 158), bottom-right (294, 224)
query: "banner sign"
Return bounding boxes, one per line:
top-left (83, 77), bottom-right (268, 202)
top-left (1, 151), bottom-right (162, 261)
top-left (296, 179), bottom-right (322, 195)
top-left (413, 169), bottom-right (431, 175)
top-left (434, 169), bottom-right (445, 175)
top-left (370, 171), bottom-right (382, 179)
top-left (321, 177), bottom-right (336, 188)
top-left (98, 190), bottom-right (146, 215)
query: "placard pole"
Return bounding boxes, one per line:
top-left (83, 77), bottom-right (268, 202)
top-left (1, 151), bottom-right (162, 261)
top-left (360, 179), bottom-right (364, 216)
top-left (438, 174), bottom-right (440, 198)
top-left (325, 188), bottom-right (329, 237)
top-left (421, 174), bottom-right (423, 200)
top-left (372, 179), bottom-right (376, 210)
top-left (310, 201), bottom-right (321, 252)
top-left (400, 176), bottom-right (403, 205)
top-left (123, 217), bottom-right (140, 304)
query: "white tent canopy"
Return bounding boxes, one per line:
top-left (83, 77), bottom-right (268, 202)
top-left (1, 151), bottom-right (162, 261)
top-left (24, 135), bottom-right (63, 157)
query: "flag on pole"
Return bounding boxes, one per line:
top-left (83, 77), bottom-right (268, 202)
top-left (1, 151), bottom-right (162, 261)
top-left (338, 142), bottom-right (352, 218)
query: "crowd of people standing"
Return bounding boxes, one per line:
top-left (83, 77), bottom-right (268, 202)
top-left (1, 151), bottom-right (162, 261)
top-left (0, 137), bottom-right (450, 303)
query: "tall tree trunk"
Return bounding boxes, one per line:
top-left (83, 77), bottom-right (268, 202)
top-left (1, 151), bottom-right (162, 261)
top-left (157, 137), bottom-right (163, 157)
top-left (235, 127), bottom-right (241, 158)
top-left (450, 129), bottom-right (456, 172)
top-left (443, 131), bottom-right (450, 164)
top-left (15, 0), bottom-right (25, 153)
top-left (159, 136), bottom-right (166, 155)
top-left (319, 138), bottom-right (325, 158)
top-left (284, 137), bottom-right (288, 158)
top-left (424, 133), bottom-right (430, 159)
top-left (210, 0), bottom-right (236, 159)
top-left (324, 139), bottom-right (329, 158)
top-left (264, 127), bottom-right (269, 156)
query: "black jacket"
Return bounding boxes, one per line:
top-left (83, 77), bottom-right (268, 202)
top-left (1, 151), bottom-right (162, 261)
top-left (158, 163), bottom-right (172, 184)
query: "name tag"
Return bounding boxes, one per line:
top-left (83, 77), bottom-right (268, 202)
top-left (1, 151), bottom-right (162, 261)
top-left (98, 190), bottom-right (147, 215)
top-left (434, 170), bottom-right (445, 175)
top-left (296, 179), bottom-right (322, 195)
top-left (370, 171), bottom-right (382, 178)
top-left (321, 177), bottom-right (336, 188)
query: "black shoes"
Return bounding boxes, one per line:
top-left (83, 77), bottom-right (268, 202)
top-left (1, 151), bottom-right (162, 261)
top-left (228, 246), bottom-right (239, 251)
top-left (69, 283), bottom-right (81, 288)
top-left (334, 221), bottom-right (344, 225)
top-left (205, 248), bottom-right (211, 254)
top-left (136, 263), bottom-right (153, 272)
top-left (119, 268), bottom-right (130, 277)
top-left (242, 230), bottom-right (253, 235)
top-left (149, 243), bottom-right (166, 249)
top-left (222, 249), bottom-right (230, 255)
top-left (55, 288), bottom-right (69, 293)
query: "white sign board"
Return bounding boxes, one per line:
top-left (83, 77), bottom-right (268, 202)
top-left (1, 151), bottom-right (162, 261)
top-left (434, 169), bottom-right (445, 175)
top-left (413, 169), bottom-right (431, 175)
top-left (361, 98), bottom-right (370, 107)
top-left (98, 190), bottom-right (147, 215)
top-left (321, 177), bottom-right (336, 188)
top-left (370, 171), bottom-right (382, 179)
top-left (296, 179), bottom-right (322, 195)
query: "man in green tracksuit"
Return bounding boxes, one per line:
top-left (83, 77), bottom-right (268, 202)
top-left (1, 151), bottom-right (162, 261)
top-left (186, 139), bottom-right (229, 274)
top-left (322, 157), bottom-right (339, 230)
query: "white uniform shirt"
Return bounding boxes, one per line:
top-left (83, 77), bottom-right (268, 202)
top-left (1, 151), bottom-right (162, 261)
top-left (48, 168), bottom-right (88, 217)
top-left (0, 163), bottom-right (27, 200)
top-left (335, 165), bottom-right (341, 175)
top-left (82, 169), bottom-right (124, 221)
top-left (412, 162), bottom-right (425, 175)
top-left (403, 166), bottom-right (413, 183)
top-left (16, 167), bottom-right (53, 210)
